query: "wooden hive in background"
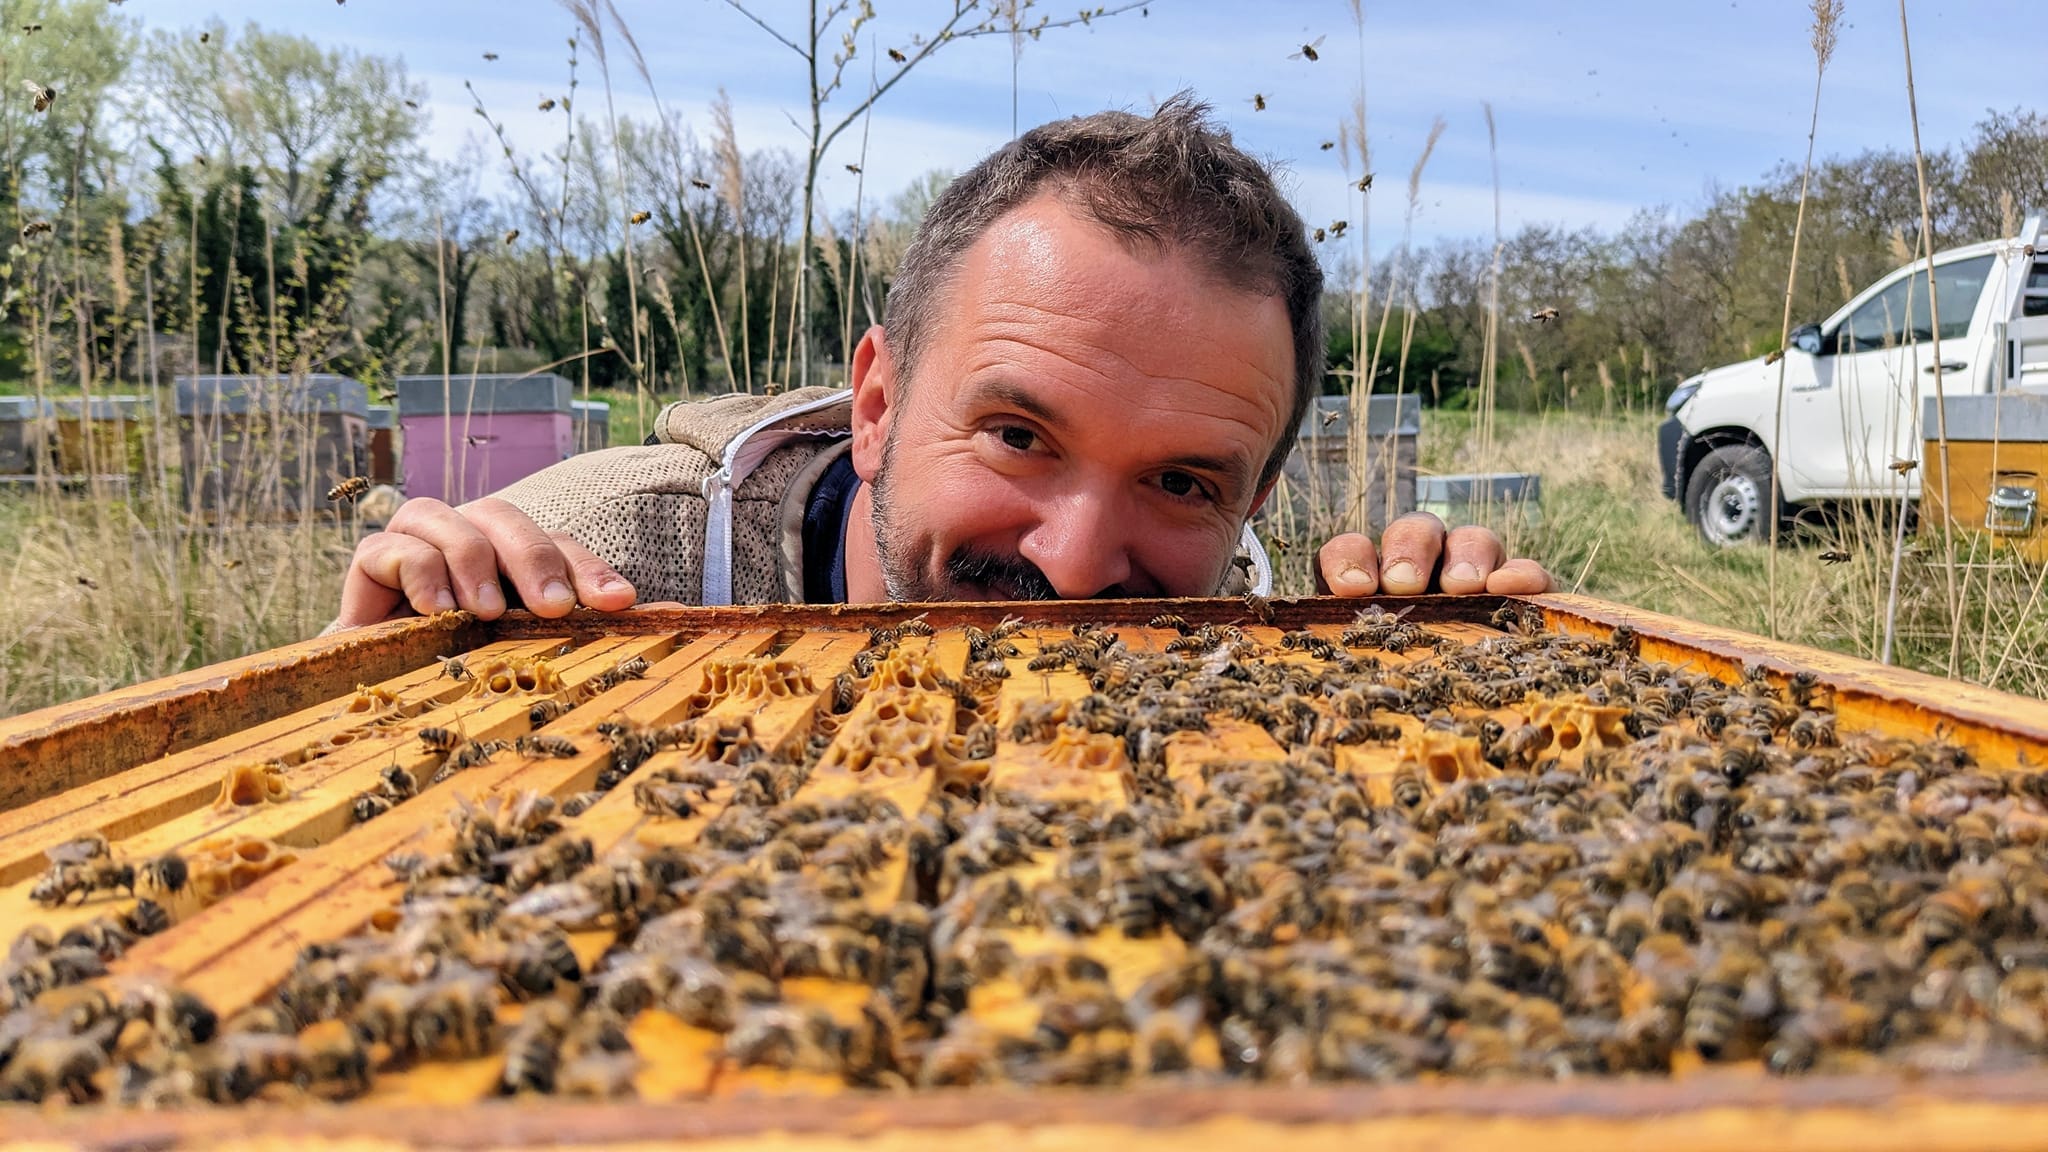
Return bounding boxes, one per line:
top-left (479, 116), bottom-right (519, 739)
top-left (2, 594), bottom-right (2048, 1150)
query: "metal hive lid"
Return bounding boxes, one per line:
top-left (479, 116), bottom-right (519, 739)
top-left (173, 374), bottom-right (370, 418)
top-left (395, 373), bottom-right (573, 416)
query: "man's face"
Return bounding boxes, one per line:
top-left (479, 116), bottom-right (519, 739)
top-left (847, 192), bottom-right (1295, 602)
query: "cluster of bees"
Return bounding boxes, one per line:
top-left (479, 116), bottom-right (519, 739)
top-left (5, 603), bottom-right (2048, 1106)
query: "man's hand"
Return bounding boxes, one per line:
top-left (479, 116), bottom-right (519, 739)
top-left (1315, 512), bottom-right (1553, 596)
top-left (335, 497), bottom-right (638, 629)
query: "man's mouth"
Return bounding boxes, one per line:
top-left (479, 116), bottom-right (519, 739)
top-left (943, 549), bottom-right (1058, 601)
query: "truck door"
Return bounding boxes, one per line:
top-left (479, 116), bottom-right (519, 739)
top-left (1783, 254), bottom-right (1995, 497)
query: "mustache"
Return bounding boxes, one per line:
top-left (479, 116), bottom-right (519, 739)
top-left (945, 548), bottom-right (1059, 601)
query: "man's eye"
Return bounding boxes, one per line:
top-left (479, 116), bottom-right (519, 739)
top-left (1159, 471), bottom-right (1205, 500)
top-left (998, 426), bottom-right (1037, 452)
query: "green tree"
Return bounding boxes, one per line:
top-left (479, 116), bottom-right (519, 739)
top-left (134, 20), bottom-right (425, 225)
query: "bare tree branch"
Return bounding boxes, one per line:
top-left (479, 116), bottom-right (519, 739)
top-left (719, 0), bottom-right (807, 57)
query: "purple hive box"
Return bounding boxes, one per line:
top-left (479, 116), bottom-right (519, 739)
top-left (396, 373), bottom-right (574, 504)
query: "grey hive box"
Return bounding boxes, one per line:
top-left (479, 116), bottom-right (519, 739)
top-left (175, 375), bottom-right (370, 518)
top-left (1271, 394), bottom-right (1420, 534)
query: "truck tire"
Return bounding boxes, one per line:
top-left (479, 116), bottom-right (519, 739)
top-left (1684, 444), bottom-right (1779, 546)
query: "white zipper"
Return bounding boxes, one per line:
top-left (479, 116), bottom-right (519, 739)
top-left (699, 390), bottom-right (853, 605)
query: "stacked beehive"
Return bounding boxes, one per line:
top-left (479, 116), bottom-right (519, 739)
top-left (2, 595), bottom-right (2048, 1150)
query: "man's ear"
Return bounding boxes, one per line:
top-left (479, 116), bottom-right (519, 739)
top-left (849, 324), bottom-right (896, 482)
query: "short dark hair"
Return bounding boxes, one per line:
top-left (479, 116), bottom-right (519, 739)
top-left (883, 92), bottom-right (1323, 492)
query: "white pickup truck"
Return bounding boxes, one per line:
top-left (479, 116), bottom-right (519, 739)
top-left (1659, 214), bottom-right (2048, 544)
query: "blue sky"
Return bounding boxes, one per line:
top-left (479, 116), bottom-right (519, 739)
top-left (132, 0), bottom-right (2028, 250)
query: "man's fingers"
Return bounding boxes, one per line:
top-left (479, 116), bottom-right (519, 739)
top-left (1486, 558), bottom-right (1555, 595)
top-left (552, 533), bottom-right (638, 611)
top-left (1377, 512), bottom-right (1446, 595)
top-left (463, 497), bottom-right (579, 618)
top-left (1439, 526), bottom-right (1506, 594)
top-left (1315, 533), bottom-right (1380, 596)
top-left (337, 533), bottom-right (456, 628)
top-left (385, 498), bottom-right (508, 616)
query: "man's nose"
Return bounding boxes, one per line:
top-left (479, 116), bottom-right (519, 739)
top-left (1018, 493), bottom-right (1134, 599)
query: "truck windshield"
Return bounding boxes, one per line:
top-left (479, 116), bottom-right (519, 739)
top-left (1834, 254), bottom-right (1995, 353)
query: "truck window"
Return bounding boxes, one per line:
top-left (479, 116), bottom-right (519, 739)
top-left (1834, 254), bottom-right (1995, 352)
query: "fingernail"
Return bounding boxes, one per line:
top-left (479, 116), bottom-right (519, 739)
top-left (1333, 563), bottom-right (1376, 593)
top-left (1383, 561), bottom-right (1419, 588)
top-left (433, 587), bottom-right (457, 612)
top-left (598, 574), bottom-right (628, 591)
top-left (477, 581), bottom-right (505, 614)
top-left (1447, 562), bottom-right (1482, 585)
top-left (542, 579), bottom-right (575, 605)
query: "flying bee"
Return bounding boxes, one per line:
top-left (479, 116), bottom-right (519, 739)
top-left (326, 476), bottom-right (370, 503)
top-left (1530, 306), bottom-right (1560, 323)
top-left (1890, 457), bottom-right (1918, 475)
top-left (1818, 549), bottom-right (1851, 565)
top-left (22, 81), bottom-right (55, 112)
top-left (22, 23), bottom-right (40, 33)
top-left (1329, 219), bottom-right (1348, 238)
top-left (20, 219), bottom-right (52, 240)
top-left (1321, 408), bottom-right (1342, 427)
top-left (538, 97), bottom-right (557, 111)
top-left (1356, 172), bottom-right (1375, 191)
top-left (630, 210), bottom-right (651, 224)
top-left (1250, 93), bottom-right (1267, 111)
top-left (691, 178), bottom-right (711, 190)
top-left (483, 51), bottom-right (499, 60)
top-left (440, 655), bottom-right (473, 682)
top-left (503, 228), bottom-right (520, 243)
top-left (1764, 349), bottom-right (1785, 366)
top-left (1313, 226), bottom-right (1326, 243)
top-left (1241, 591), bottom-right (1275, 624)
top-left (513, 734), bottom-right (580, 759)
top-left (1288, 35), bottom-right (1324, 60)
top-left (845, 163), bottom-right (863, 174)
top-left (888, 46), bottom-right (907, 62)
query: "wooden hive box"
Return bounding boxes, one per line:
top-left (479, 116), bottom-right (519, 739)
top-left (4, 594), bottom-right (2048, 1151)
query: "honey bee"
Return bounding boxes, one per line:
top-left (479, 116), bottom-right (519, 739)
top-left (514, 733), bottom-right (580, 759)
top-left (1241, 591), bottom-right (1275, 624)
top-left (630, 209), bottom-right (651, 224)
top-left (538, 97), bottom-right (557, 112)
top-left (298, 1020), bottom-right (371, 1099)
top-left (1250, 93), bottom-right (1267, 111)
top-left (1329, 219), bottom-right (1348, 238)
top-left (0, 1029), bottom-right (107, 1103)
top-left (845, 163), bottom-right (863, 175)
top-left (483, 51), bottom-right (499, 60)
top-left (1889, 458), bottom-right (1919, 475)
top-left (560, 790), bottom-right (606, 817)
top-left (1818, 549), bottom-right (1851, 565)
top-left (691, 178), bottom-right (711, 190)
top-left (503, 228), bottom-right (520, 243)
top-left (1288, 35), bottom-right (1324, 60)
top-left (529, 698), bottom-right (574, 726)
top-left (439, 656), bottom-right (473, 682)
top-left (1530, 306), bottom-right (1560, 323)
top-left (32, 857), bottom-right (136, 906)
top-left (326, 476), bottom-right (370, 503)
top-left (19, 219), bottom-right (52, 240)
top-left (22, 81), bottom-right (54, 112)
top-left (499, 999), bottom-right (571, 1094)
top-left (887, 47), bottom-right (907, 62)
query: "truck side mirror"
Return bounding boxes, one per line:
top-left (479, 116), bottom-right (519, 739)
top-left (1791, 323), bottom-right (1824, 356)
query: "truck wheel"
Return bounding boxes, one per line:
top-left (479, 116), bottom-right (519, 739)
top-left (1685, 444), bottom-right (1778, 546)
